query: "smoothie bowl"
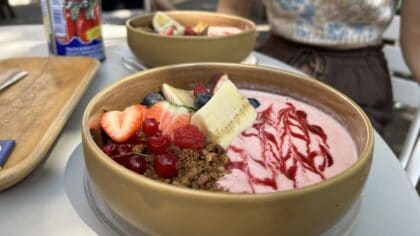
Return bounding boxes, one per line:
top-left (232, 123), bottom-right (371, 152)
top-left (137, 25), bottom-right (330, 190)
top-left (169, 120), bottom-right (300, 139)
top-left (126, 11), bottom-right (256, 67)
top-left (81, 63), bottom-right (374, 236)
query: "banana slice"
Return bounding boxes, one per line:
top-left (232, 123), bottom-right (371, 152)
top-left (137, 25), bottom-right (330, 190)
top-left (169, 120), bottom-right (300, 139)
top-left (152, 11), bottom-right (185, 35)
top-left (193, 21), bottom-right (209, 35)
top-left (191, 76), bottom-right (257, 148)
top-left (212, 73), bottom-right (229, 93)
top-left (162, 83), bottom-right (195, 108)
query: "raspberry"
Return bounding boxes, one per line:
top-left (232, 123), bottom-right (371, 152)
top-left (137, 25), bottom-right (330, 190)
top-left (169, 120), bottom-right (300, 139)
top-left (173, 124), bottom-right (206, 150)
top-left (193, 83), bottom-right (209, 97)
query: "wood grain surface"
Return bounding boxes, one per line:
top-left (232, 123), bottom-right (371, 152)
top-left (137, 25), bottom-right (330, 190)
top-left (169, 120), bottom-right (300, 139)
top-left (0, 57), bottom-right (99, 191)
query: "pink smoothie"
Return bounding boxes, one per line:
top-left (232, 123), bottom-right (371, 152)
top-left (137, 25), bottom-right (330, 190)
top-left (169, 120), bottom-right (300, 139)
top-left (217, 90), bottom-right (358, 193)
top-left (207, 26), bottom-right (242, 37)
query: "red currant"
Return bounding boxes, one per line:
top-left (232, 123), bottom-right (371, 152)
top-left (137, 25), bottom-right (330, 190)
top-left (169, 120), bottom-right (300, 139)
top-left (111, 155), bottom-right (129, 167)
top-left (115, 143), bottom-right (132, 156)
top-left (184, 26), bottom-right (197, 36)
top-left (127, 154), bottom-right (147, 174)
top-left (102, 143), bottom-right (118, 157)
top-left (147, 134), bottom-right (171, 154)
top-left (153, 152), bottom-right (178, 178)
top-left (142, 118), bottom-right (160, 137)
top-left (127, 129), bottom-right (144, 145)
top-left (193, 83), bottom-right (209, 97)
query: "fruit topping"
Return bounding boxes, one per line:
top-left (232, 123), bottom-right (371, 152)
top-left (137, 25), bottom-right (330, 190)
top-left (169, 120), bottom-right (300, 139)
top-left (193, 83), bottom-right (210, 97)
top-left (193, 21), bottom-right (208, 35)
top-left (142, 118), bottom-right (161, 137)
top-left (116, 143), bottom-right (133, 155)
top-left (127, 129), bottom-right (144, 145)
top-left (194, 93), bottom-right (212, 109)
top-left (127, 154), bottom-right (147, 174)
top-left (184, 26), bottom-right (197, 36)
top-left (146, 101), bottom-right (191, 138)
top-left (191, 75), bottom-right (257, 148)
top-left (173, 124), bottom-right (206, 150)
top-left (212, 73), bottom-right (229, 93)
top-left (248, 98), bottom-right (261, 108)
top-left (102, 143), bottom-right (118, 156)
top-left (162, 83), bottom-right (195, 108)
top-left (159, 26), bottom-right (174, 36)
top-left (111, 154), bottom-right (130, 167)
top-left (141, 92), bottom-right (165, 107)
top-left (152, 11), bottom-right (185, 35)
top-left (100, 105), bottom-right (147, 143)
top-left (153, 152), bottom-right (178, 178)
top-left (147, 134), bottom-right (171, 154)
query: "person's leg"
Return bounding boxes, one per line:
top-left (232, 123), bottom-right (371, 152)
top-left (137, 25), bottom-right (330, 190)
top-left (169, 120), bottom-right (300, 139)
top-left (321, 47), bottom-right (393, 133)
top-left (5, 0), bottom-right (14, 18)
top-left (257, 35), bottom-right (393, 133)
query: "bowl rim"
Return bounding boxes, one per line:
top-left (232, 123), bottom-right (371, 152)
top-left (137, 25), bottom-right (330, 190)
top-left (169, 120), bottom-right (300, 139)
top-left (126, 10), bottom-right (257, 40)
top-left (82, 62), bottom-right (374, 201)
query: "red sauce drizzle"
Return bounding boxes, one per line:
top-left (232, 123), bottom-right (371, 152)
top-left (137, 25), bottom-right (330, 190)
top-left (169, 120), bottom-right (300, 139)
top-left (227, 103), bottom-right (333, 193)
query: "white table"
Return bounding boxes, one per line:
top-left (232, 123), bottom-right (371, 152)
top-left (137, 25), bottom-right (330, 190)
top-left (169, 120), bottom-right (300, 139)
top-left (0, 25), bottom-right (419, 236)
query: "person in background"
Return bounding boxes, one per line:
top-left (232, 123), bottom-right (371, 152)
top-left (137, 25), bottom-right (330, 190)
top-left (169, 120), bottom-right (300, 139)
top-left (102, 0), bottom-right (144, 11)
top-left (218, 0), bottom-right (418, 134)
top-left (149, 0), bottom-right (176, 11)
top-left (401, 0), bottom-right (420, 84)
top-left (102, 0), bottom-right (175, 12)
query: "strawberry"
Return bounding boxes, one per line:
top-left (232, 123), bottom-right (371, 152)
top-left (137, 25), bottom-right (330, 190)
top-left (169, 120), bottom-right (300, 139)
top-left (100, 105), bottom-right (147, 143)
top-left (146, 101), bottom-right (191, 138)
top-left (184, 26), bottom-right (197, 36)
top-left (159, 27), bottom-right (174, 36)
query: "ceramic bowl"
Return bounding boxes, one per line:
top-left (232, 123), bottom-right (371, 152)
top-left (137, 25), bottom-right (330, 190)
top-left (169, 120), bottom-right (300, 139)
top-left (126, 11), bottom-right (256, 67)
top-left (82, 63), bottom-right (374, 236)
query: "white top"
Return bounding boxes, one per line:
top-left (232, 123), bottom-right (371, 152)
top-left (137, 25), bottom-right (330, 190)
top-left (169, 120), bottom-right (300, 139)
top-left (0, 25), bottom-right (419, 236)
top-left (264, 0), bottom-right (397, 48)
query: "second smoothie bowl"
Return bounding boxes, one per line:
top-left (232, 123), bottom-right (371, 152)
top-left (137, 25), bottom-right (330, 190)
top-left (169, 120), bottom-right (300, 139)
top-left (126, 11), bottom-right (256, 67)
top-left (82, 63), bottom-right (374, 235)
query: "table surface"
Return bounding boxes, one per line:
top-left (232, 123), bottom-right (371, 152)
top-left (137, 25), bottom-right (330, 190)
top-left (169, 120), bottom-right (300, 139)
top-left (0, 25), bottom-right (419, 236)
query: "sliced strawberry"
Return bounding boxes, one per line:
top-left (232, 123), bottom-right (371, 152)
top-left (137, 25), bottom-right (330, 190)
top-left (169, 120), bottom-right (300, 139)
top-left (159, 27), bottom-right (174, 36)
top-left (146, 101), bottom-right (191, 138)
top-left (100, 105), bottom-right (147, 143)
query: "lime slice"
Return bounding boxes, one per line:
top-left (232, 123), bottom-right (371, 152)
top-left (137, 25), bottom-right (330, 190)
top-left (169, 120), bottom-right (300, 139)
top-left (152, 11), bottom-right (185, 35)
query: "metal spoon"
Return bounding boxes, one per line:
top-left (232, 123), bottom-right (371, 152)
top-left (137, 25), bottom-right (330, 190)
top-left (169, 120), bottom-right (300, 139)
top-left (121, 56), bottom-right (147, 73)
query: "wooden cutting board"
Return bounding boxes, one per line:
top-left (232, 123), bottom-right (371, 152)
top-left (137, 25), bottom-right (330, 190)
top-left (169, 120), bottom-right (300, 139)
top-left (0, 57), bottom-right (99, 191)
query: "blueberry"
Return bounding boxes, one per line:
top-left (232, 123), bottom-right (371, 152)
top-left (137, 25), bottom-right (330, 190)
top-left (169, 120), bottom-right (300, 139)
top-left (141, 92), bottom-right (165, 107)
top-left (195, 93), bottom-right (212, 109)
top-left (248, 98), bottom-right (260, 108)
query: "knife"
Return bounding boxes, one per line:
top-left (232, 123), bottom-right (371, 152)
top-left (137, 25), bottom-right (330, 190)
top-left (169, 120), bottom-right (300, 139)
top-left (0, 70), bottom-right (28, 91)
top-left (0, 140), bottom-right (15, 170)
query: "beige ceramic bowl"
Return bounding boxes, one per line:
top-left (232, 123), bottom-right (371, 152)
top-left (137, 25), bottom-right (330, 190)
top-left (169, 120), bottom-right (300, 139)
top-left (126, 11), bottom-right (256, 67)
top-left (82, 63), bottom-right (374, 236)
